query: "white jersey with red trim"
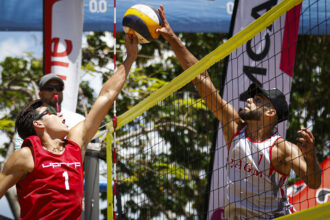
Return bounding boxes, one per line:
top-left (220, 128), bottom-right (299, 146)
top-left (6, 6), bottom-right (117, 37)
top-left (225, 126), bottom-right (294, 219)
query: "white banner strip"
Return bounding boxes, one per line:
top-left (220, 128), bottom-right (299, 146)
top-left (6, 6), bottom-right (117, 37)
top-left (44, 0), bottom-right (84, 112)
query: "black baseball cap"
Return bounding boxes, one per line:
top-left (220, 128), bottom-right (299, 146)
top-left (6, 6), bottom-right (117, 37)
top-left (239, 83), bottom-right (289, 123)
top-left (39, 73), bottom-right (64, 89)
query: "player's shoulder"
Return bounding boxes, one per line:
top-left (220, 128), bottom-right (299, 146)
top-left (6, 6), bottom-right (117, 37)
top-left (14, 145), bottom-right (31, 156)
top-left (275, 137), bottom-right (294, 148)
top-left (270, 137), bottom-right (285, 155)
top-left (274, 138), bottom-right (299, 158)
top-left (12, 146), bottom-right (34, 171)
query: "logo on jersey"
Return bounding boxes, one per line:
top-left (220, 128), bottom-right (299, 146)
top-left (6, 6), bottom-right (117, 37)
top-left (229, 158), bottom-right (263, 178)
top-left (42, 162), bottom-right (81, 169)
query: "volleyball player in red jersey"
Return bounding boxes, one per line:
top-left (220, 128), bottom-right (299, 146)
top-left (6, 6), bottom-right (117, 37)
top-left (0, 34), bottom-right (138, 219)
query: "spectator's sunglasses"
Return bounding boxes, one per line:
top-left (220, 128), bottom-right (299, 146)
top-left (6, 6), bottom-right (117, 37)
top-left (36, 106), bottom-right (58, 120)
top-left (41, 84), bottom-right (63, 92)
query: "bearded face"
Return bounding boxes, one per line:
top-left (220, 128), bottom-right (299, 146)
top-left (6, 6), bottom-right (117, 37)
top-left (239, 108), bottom-right (261, 121)
top-left (239, 94), bottom-right (277, 125)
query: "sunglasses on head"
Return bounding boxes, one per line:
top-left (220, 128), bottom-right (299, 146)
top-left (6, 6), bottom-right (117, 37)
top-left (35, 106), bottom-right (58, 120)
top-left (41, 84), bottom-right (63, 92)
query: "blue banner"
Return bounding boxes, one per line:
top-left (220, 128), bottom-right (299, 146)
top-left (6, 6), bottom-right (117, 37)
top-left (0, 0), bottom-right (328, 34)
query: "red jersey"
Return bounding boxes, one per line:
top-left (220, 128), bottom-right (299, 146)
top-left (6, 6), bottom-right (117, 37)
top-left (16, 136), bottom-right (84, 220)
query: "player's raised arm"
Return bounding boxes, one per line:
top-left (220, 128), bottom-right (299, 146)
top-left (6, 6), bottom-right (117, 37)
top-left (68, 34), bottom-right (138, 158)
top-left (288, 128), bottom-right (321, 189)
top-left (156, 5), bottom-right (240, 146)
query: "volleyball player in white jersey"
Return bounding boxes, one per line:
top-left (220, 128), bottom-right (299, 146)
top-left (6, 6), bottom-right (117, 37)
top-left (223, 84), bottom-right (318, 219)
top-left (156, 5), bottom-right (322, 219)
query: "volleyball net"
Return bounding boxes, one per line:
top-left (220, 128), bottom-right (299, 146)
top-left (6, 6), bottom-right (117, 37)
top-left (106, 0), bottom-right (329, 219)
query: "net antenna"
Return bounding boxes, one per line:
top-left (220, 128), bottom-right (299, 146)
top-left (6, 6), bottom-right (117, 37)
top-left (107, 0), bottom-right (117, 219)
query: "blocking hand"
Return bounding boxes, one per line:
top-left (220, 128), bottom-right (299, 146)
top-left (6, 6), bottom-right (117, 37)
top-left (156, 5), bottom-right (176, 41)
top-left (296, 128), bottom-right (315, 156)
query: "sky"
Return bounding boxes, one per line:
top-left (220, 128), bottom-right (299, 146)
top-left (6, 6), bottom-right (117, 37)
top-left (0, 32), bottom-right (42, 61)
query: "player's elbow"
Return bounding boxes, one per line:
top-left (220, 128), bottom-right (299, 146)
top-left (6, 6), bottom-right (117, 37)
top-left (307, 172), bottom-right (322, 189)
top-left (308, 181), bottom-right (320, 189)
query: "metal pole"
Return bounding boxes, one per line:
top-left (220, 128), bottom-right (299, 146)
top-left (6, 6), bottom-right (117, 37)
top-left (84, 145), bottom-right (100, 220)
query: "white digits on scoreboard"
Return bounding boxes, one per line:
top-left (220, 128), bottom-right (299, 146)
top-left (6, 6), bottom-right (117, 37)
top-left (89, 0), bottom-right (108, 13)
top-left (226, 2), bottom-right (234, 15)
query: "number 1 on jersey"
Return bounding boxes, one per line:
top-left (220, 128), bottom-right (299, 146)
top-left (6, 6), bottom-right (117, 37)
top-left (62, 171), bottom-right (70, 190)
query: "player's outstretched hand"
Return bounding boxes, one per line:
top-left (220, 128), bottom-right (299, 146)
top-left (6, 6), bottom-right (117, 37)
top-left (156, 5), bottom-right (176, 41)
top-left (125, 34), bottom-right (138, 61)
top-left (296, 128), bottom-right (315, 156)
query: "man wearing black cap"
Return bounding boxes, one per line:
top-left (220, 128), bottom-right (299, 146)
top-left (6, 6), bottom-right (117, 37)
top-left (157, 6), bottom-right (321, 218)
top-left (238, 82), bottom-right (289, 124)
top-left (38, 73), bottom-right (85, 128)
top-left (38, 73), bottom-right (65, 112)
top-left (14, 73), bottom-right (85, 150)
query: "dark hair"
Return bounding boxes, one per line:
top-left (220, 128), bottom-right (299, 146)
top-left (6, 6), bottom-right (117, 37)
top-left (15, 99), bottom-right (43, 139)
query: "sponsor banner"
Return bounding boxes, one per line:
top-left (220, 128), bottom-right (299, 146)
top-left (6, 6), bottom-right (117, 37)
top-left (0, 0), bottom-right (234, 33)
top-left (207, 0), bottom-right (301, 219)
top-left (0, 0), bottom-right (326, 34)
top-left (44, 0), bottom-right (84, 111)
top-left (288, 157), bottom-right (330, 211)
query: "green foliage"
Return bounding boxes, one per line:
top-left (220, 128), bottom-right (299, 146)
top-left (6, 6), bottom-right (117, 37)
top-left (0, 56), bottom-right (44, 157)
top-left (0, 119), bottom-right (15, 133)
top-left (173, 98), bottom-right (208, 111)
top-left (286, 35), bottom-right (330, 162)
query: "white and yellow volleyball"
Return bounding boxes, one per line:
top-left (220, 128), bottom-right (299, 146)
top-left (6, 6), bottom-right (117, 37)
top-left (122, 4), bottom-right (162, 44)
